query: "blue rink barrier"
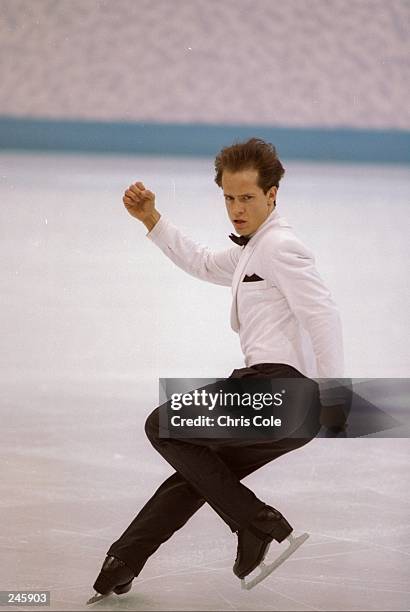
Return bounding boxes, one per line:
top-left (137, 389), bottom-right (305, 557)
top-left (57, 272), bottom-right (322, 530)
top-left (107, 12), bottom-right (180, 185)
top-left (0, 116), bottom-right (409, 163)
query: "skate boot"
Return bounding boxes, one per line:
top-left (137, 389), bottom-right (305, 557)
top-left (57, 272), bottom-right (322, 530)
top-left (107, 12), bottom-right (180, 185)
top-left (87, 555), bottom-right (134, 604)
top-left (233, 505), bottom-right (292, 580)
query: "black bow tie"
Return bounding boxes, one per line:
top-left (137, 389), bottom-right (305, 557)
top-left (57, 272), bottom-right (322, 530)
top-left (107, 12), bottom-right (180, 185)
top-left (229, 233), bottom-right (251, 247)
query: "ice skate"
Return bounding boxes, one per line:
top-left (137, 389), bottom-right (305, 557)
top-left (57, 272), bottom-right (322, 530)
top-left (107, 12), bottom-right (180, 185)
top-left (86, 592), bottom-right (110, 605)
top-left (233, 504), bottom-right (293, 580)
top-left (241, 531), bottom-right (310, 590)
top-left (86, 555), bottom-right (134, 605)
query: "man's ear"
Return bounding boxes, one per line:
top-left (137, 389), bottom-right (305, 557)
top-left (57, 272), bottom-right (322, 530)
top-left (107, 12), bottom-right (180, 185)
top-left (268, 186), bottom-right (277, 207)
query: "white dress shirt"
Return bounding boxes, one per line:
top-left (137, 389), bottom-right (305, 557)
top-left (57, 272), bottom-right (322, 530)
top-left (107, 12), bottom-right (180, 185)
top-left (147, 209), bottom-right (344, 380)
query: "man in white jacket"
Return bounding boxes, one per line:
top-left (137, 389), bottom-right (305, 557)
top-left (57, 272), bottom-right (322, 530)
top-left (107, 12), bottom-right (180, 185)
top-left (90, 138), bottom-right (347, 601)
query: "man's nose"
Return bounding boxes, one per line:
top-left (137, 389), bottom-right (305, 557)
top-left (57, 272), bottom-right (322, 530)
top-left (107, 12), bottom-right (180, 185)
top-left (230, 199), bottom-right (245, 214)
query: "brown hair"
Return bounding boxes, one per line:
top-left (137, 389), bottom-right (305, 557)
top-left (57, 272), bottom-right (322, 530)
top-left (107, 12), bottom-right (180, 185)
top-left (214, 137), bottom-right (285, 195)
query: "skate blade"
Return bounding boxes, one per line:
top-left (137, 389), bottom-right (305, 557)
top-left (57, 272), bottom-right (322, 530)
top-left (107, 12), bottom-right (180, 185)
top-left (86, 591), bottom-right (110, 605)
top-left (241, 532), bottom-right (310, 590)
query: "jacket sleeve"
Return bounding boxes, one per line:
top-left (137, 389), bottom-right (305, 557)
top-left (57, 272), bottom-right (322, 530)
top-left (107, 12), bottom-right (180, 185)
top-left (261, 234), bottom-right (345, 379)
top-left (146, 215), bottom-right (241, 287)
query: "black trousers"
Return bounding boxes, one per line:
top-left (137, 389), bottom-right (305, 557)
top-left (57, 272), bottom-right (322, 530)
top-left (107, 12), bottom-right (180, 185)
top-left (107, 363), bottom-right (321, 576)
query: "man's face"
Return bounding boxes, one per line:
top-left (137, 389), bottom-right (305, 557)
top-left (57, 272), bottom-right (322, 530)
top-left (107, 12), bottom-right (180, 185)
top-left (222, 168), bottom-right (277, 236)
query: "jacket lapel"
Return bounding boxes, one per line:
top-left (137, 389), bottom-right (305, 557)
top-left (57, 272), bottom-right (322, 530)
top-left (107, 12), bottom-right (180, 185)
top-left (230, 212), bottom-right (291, 332)
top-left (230, 243), bottom-right (257, 331)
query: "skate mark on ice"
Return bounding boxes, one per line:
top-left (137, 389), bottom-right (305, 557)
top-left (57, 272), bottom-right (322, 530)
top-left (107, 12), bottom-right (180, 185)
top-left (309, 532), bottom-right (410, 558)
top-left (213, 588), bottom-right (238, 611)
top-left (362, 542), bottom-right (410, 557)
top-left (136, 563), bottom-right (229, 587)
top-left (277, 575), bottom-right (410, 596)
top-left (295, 548), bottom-right (373, 562)
top-left (259, 583), bottom-right (324, 611)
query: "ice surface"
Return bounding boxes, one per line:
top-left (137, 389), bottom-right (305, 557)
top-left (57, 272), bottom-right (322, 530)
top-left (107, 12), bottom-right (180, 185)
top-left (0, 152), bottom-right (409, 610)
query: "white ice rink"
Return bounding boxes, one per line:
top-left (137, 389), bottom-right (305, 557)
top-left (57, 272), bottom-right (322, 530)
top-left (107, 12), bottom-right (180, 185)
top-left (0, 152), bottom-right (409, 611)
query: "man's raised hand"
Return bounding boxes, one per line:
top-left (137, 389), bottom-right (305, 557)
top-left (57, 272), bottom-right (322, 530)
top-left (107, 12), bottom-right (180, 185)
top-left (123, 182), bottom-right (156, 222)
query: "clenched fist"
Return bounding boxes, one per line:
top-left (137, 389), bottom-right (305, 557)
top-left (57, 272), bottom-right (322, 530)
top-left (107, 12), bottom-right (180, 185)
top-left (123, 181), bottom-right (161, 230)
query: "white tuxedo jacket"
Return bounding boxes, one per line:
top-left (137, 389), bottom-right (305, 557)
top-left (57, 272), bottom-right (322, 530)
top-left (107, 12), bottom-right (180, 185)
top-left (147, 209), bottom-right (344, 379)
